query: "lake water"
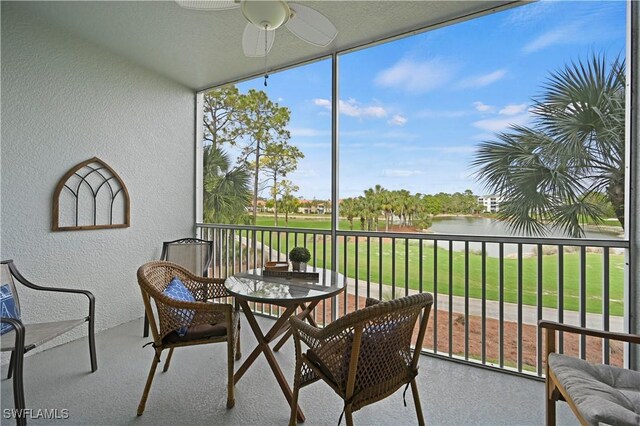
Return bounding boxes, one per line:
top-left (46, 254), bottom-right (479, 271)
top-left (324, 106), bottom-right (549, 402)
top-left (430, 216), bottom-right (622, 239)
top-left (426, 216), bottom-right (623, 257)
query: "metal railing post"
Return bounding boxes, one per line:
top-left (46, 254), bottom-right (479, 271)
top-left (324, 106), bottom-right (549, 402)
top-left (331, 52), bottom-right (340, 322)
top-left (626, 0), bottom-right (639, 370)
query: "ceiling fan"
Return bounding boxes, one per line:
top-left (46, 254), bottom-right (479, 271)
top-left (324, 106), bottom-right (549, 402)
top-left (176, 1), bottom-right (338, 57)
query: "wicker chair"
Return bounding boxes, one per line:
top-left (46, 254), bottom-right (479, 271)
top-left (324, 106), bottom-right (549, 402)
top-left (540, 320), bottom-right (640, 425)
top-left (143, 238), bottom-right (214, 337)
top-left (289, 292), bottom-right (434, 426)
top-left (136, 261), bottom-right (241, 415)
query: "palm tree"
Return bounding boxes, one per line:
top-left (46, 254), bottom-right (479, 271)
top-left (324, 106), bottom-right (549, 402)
top-left (340, 198), bottom-right (358, 230)
top-left (355, 197), bottom-right (367, 230)
top-left (407, 194), bottom-right (422, 227)
top-left (363, 187), bottom-right (382, 230)
top-left (380, 190), bottom-right (393, 232)
top-left (203, 145), bottom-right (252, 224)
top-left (473, 55), bottom-right (625, 237)
top-left (390, 190), bottom-right (410, 228)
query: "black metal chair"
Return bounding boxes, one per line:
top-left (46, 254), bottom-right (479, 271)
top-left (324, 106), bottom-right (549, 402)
top-left (1, 317), bottom-right (25, 426)
top-left (142, 238), bottom-right (214, 337)
top-left (1, 260), bottom-right (97, 426)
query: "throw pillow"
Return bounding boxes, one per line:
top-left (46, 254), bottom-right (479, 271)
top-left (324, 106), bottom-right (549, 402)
top-left (162, 276), bottom-right (196, 337)
top-left (0, 284), bottom-right (21, 335)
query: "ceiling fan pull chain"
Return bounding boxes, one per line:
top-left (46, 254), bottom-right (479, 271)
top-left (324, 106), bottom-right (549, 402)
top-left (263, 24), bottom-right (269, 87)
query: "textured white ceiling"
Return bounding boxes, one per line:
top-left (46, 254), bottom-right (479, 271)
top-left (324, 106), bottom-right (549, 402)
top-left (9, 1), bottom-right (522, 90)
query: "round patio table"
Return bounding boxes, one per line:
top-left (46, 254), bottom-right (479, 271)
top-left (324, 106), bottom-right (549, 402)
top-left (225, 268), bottom-right (345, 422)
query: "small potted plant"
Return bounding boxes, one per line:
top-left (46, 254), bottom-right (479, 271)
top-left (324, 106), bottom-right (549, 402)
top-left (289, 247), bottom-right (311, 272)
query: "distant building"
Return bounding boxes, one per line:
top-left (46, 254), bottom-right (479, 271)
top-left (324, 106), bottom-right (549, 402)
top-left (250, 199), bottom-right (271, 213)
top-left (477, 195), bottom-right (503, 213)
top-left (297, 199), bottom-right (331, 214)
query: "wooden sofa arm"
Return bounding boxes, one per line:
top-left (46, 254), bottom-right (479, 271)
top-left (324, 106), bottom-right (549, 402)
top-left (539, 320), bottom-right (640, 344)
top-left (541, 320), bottom-right (640, 426)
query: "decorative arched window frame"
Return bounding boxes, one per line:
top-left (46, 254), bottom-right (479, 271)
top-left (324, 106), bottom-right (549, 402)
top-left (52, 157), bottom-right (130, 231)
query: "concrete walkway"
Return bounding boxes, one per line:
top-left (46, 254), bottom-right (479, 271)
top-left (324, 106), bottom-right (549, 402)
top-left (345, 277), bottom-right (624, 331)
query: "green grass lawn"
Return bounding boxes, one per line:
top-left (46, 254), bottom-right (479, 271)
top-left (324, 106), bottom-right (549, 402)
top-left (251, 215), bottom-right (624, 316)
top-left (256, 215), bottom-right (349, 230)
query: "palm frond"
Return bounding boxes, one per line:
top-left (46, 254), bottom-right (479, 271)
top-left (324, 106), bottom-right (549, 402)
top-left (472, 54), bottom-right (625, 236)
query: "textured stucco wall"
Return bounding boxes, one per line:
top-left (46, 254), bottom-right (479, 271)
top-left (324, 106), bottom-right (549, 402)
top-left (0, 4), bottom-right (195, 354)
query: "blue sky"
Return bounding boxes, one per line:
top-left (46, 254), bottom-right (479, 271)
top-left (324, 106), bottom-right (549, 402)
top-left (236, 0), bottom-right (626, 200)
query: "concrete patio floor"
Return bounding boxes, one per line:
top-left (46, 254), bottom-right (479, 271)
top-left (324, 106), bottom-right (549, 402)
top-left (1, 315), bottom-right (577, 425)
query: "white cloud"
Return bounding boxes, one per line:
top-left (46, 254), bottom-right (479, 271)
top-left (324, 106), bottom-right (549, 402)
top-left (340, 99), bottom-right (387, 118)
top-left (499, 104), bottom-right (528, 116)
top-left (426, 145), bottom-right (476, 154)
top-left (382, 169), bottom-right (424, 177)
top-left (457, 69), bottom-right (506, 89)
top-left (473, 113), bottom-right (532, 133)
top-left (473, 101), bottom-right (494, 113)
top-left (313, 98), bottom-right (387, 118)
top-left (313, 98), bottom-right (331, 108)
top-left (289, 127), bottom-right (328, 137)
top-left (374, 58), bottom-right (454, 93)
top-left (503, 1), bottom-right (557, 27)
top-left (388, 114), bottom-right (408, 126)
top-left (471, 133), bottom-right (495, 141)
top-left (523, 25), bottom-right (579, 53)
top-left (416, 109), bottom-right (468, 118)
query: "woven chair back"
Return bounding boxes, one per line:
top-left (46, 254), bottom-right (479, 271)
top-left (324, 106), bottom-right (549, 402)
top-left (137, 261), bottom-right (227, 341)
top-left (306, 293), bottom-right (433, 411)
top-left (346, 297), bottom-right (428, 388)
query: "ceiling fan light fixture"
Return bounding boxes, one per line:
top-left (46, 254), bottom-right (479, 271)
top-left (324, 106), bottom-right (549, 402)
top-left (241, 0), bottom-right (290, 30)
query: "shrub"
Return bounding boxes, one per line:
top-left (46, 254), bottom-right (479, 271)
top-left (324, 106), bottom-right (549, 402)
top-left (289, 247), bottom-right (311, 263)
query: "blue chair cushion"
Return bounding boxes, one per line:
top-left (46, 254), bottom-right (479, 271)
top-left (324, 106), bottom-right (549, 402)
top-left (0, 283), bottom-right (21, 335)
top-left (162, 276), bottom-right (196, 337)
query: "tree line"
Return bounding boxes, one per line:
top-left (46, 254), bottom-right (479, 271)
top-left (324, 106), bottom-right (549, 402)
top-left (340, 186), bottom-right (482, 231)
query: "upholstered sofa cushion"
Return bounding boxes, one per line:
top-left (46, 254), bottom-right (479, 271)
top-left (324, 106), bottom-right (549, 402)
top-left (549, 353), bottom-right (640, 426)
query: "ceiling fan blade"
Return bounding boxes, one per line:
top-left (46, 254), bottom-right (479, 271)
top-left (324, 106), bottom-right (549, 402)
top-left (242, 22), bottom-right (275, 57)
top-left (285, 3), bottom-right (337, 47)
top-left (175, 1), bottom-right (239, 11)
